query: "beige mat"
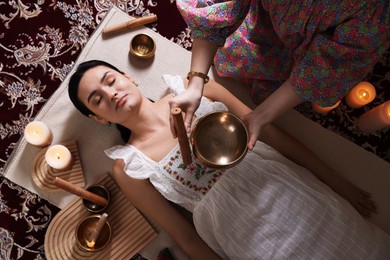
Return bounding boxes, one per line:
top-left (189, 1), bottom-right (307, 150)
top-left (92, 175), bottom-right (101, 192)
top-left (4, 5), bottom-right (390, 259)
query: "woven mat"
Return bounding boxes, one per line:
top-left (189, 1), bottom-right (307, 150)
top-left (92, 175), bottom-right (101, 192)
top-left (45, 174), bottom-right (157, 260)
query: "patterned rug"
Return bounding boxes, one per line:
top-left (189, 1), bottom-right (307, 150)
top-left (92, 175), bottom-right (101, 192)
top-left (0, 1), bottom-right (389, 259)
top-left (0, 176), bottom-right (60, 259)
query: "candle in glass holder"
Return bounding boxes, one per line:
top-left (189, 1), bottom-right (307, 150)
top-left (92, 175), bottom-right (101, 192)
top-left (24, 121), bottom-right (53, 147)
top-left (45, 144), bottom-right (74, 171)
top-left (312, 100), bottom-right (341, 115)
top-left (345, 81), bottom-right (376, 108)
top-left (358, 100), bottom-right (390, 133)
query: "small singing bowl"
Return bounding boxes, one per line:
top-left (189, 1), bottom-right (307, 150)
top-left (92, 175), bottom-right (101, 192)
top-left (75, 215), bottom-right (112, 252)
top-left (190, 111), bottom-right (248, 169)
top-left (82, 185), bottom-right (110, 213)
top-left (129, 33), bottom-right (156, 59)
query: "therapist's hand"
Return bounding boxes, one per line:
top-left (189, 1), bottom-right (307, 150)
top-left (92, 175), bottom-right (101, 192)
top-left (243, 78), bottom-right (303, 150)
top-left (242, 110), bottom-right (266, 151)
top-left (169, 84), bottom-right (203, 137)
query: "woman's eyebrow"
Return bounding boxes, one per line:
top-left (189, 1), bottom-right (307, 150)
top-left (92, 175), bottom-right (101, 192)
top-left (87, 71), bottom-right (110, 103)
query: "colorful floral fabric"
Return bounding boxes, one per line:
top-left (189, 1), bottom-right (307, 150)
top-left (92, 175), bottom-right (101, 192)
top-left (176, 0), bottom-right (389, 106)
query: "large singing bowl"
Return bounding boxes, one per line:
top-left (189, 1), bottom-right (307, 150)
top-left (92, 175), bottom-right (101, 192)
top-left (190, 111), bottom-right (248, 169)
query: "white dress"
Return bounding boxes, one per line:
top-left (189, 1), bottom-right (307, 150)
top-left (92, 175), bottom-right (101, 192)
top-left (105, 75), bottom-right (390, 260)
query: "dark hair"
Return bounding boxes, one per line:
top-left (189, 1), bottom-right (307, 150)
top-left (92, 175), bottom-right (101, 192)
top-left (68, 60), bottom-right (131, 142)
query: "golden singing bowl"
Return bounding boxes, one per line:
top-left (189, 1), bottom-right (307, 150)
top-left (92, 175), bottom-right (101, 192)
top-left (75, 215), bottom-right (112, 252)
top-left (82, 185), bottom-right (110, 213)
top-left (190, 111), bottom-right (248, 169)
top-left (129, 33), bottom-right (156, 59)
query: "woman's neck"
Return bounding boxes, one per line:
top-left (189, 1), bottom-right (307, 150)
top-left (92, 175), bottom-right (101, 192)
top-left (123, 96), bottom-right (171, 143)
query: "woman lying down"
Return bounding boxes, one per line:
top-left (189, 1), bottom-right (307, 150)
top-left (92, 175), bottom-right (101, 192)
top-left (68, 60), bottom-right (390, 259)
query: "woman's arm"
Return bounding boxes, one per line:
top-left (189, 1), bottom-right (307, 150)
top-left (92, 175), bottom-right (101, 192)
top-left (189, 38), bottom-right (219, 76)
top-left (242, 79), bottom-right (303, 150)
top-left (169, 38), bottom-right (219, 134)
top-left (258, 123), bottom-right (376, 218)
top-left (202, 79), bottom-right (252, 117)
top-left (203, 79), bottom-right (376, 218)
top-left (112, 160), bottom-right (221, 259)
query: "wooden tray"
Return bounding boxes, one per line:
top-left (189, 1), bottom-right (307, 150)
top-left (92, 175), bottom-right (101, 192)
top-left (31, 140), bottom-right (85, 191)
top-left (45, 174), bottom-right (157, 260)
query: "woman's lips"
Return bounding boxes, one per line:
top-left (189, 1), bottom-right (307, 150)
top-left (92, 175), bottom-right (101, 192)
top-left (115, 94), bottom-right (128, 110)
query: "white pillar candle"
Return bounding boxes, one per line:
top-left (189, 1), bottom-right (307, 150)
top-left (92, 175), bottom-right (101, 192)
top-left (45, 144), bottom-right (74, 171)
top-left (24, 121), bottom-right (53, 147)
top-left (358, 100), bottom-right (390, 133)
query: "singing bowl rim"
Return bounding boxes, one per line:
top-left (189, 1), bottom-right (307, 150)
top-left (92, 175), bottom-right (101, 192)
top-left (190, 111), bottom-right (248, 169)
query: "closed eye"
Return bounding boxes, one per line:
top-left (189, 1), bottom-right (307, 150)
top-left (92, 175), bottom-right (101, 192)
top-left (87, 71), bottom-right (116, 106)
top-left (109, 78), bottom-right (115, 86)
top-left (105, 73), bottom-right (116, 86)
top-left (93, 95), bottom-right (102, 106)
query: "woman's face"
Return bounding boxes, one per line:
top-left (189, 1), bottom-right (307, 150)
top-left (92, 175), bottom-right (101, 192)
top-left (77, 65), bottom-right (142, 124)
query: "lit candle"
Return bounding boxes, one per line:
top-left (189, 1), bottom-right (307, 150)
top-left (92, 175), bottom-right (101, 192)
top-left (312, 100), bottom-right (341, 115)
top-left (358, 100), bottom-right (390, 133)
top-left (24, 121), bottom-right (52, 147)
top-left (345, 81), bottom-right (376, 108)
top-left (45, 144), bottom-right (74, 171)
top-left (86, 213), bottom-right (109, 249)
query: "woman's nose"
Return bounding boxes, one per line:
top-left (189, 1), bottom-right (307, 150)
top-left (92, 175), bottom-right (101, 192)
top-left (102, 86), bottom-right (117, 102)
top-left (110, 92), bottom-right (118, 102)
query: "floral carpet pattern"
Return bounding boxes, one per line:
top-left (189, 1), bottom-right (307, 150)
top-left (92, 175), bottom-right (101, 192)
top-left (0, 1), bottom-right (389, 259)
top-left (0, 176), bottom-right (60, 259)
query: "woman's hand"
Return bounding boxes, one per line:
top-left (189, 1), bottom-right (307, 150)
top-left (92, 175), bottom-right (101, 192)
top-left (243, 79), bottom-right (303, 150)
top-left (168, 38), bottom-right (218, 137)
top-left (329, 174), bottom-right (377, 218)
top-left (168, 38), bottom-right (217, 137)
top-left (242, 109), bottom-right (267, 151)
top-left (169, 80), bottom-right (203, 137)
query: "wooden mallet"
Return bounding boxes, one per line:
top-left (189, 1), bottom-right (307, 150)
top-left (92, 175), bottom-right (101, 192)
top-left (53, 177), bottom-right (108, 207)
top-left (102, 15), bottom-right (158, 36)
top-left (171, 107), bottom-right (192, 165)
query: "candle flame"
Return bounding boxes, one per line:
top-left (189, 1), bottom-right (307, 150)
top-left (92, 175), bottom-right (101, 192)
top-left (86, 240), bottom-right (95, 248)
top-left (358, 89), bottom-right (370, 101)
top-left (56, 153), bottom-right (61, 160)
